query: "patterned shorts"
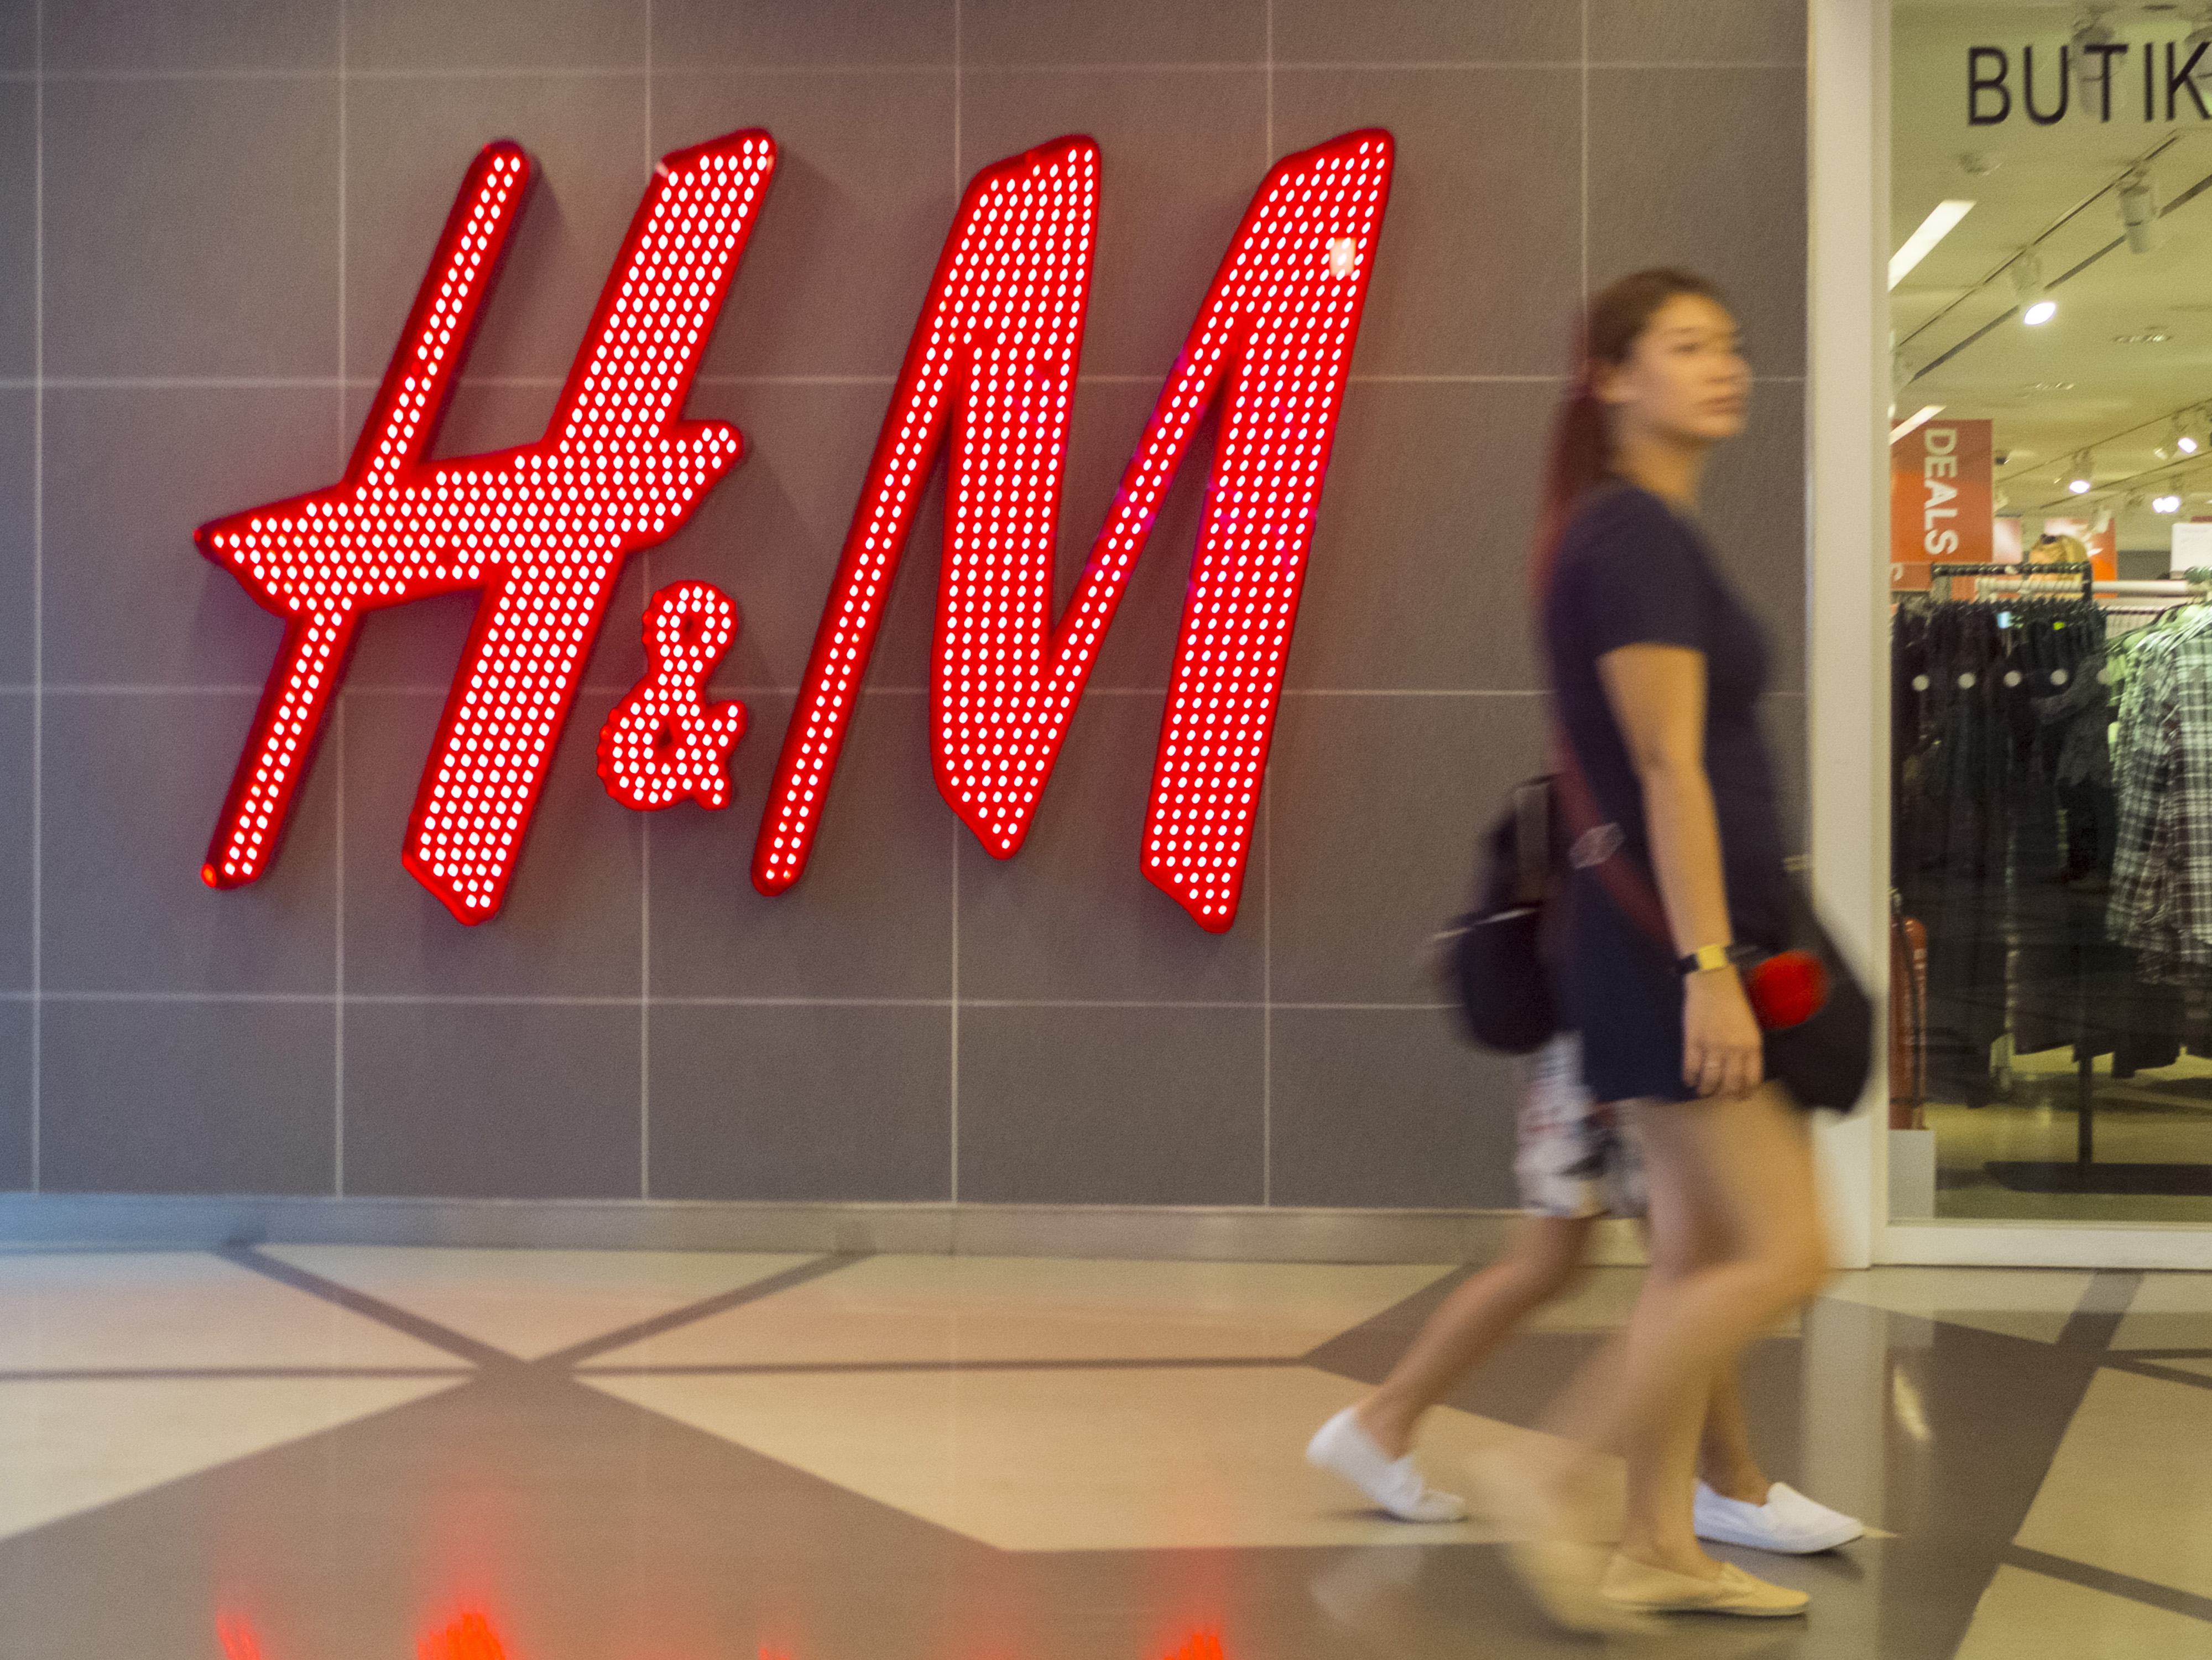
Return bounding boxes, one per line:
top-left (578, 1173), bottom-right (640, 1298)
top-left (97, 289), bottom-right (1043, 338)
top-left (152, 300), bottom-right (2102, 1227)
top-left (1514, 1032), bottom-right (1648, 1220)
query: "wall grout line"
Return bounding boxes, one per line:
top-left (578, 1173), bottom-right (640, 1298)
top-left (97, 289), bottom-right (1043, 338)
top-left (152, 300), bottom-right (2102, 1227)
top-left (0, 374), bottom-right (1807, 391)
top-left (1264, 0), bottom-right (1274, 166)
top-left (17, 684), bottom-right (1557, 699)
top-left (333, 699), bottom-right (346, 1196)
top-left (949, 0), bottom-right (962, 1211)
top-left (950, 821), bottom-right (961, 1206)
top-left (0, 59), bottom-right (1807, 85)
top-left (333, 0), bottom-right (347, 1201)
top-left (1261, 762), bottom-right (1272, 1206)
top-left (639, 2), bottom-right (654, 1205)
top-left (0, 991), bottom-right (1455, 1011)
top-left (27, 0), bottom-right (41, 1193)
top-left (1579, 0), bottom-right (1589, 301)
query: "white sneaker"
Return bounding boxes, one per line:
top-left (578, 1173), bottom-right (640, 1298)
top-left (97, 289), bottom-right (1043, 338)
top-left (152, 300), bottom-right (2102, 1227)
top-left (1693, 1480), bottom-right (1864, 1554)
top-left (1305, 1407), bottom-right (1468, 1522)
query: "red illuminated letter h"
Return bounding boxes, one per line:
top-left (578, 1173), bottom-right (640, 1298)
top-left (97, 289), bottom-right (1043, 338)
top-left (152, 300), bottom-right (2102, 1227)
top-left (198, 131), bottom-right (776, 921)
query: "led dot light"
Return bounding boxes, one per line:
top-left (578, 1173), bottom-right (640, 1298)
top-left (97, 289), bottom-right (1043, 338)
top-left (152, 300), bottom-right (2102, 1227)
top-left (196, 132), bottom-right (775, 922)
top-left (596, 581), bottom-right (747, 810)
top-left (751, 130), bottom-right (1395, 932)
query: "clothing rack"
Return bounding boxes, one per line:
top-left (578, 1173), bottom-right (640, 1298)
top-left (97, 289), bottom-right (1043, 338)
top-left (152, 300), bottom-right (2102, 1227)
top-left (1918, 570), bottom-right (2142, 1186)
top-left (1929, 560), bottom-right (2093, 603)
top-left (1969, 582), bottom-right (2212, 1196)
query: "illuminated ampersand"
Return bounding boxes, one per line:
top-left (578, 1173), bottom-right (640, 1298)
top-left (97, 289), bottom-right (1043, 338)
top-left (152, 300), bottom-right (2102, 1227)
top-left (752, 130), bottom-right (1395, 931)
top-left (597, 581), bottom-right (747, 810)
top-left (196, 131), bottom-right (776, 922)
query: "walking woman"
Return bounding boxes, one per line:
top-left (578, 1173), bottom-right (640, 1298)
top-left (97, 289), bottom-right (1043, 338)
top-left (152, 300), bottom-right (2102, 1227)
top-left (1305, 1027), bottom-right (1862, 1560)
top-left (1492, 267), bottom-right (1833, 1626)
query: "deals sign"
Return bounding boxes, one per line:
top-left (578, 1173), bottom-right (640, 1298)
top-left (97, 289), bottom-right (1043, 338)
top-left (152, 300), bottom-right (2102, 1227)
top-left (197, 127), bottom-right (1396, 932)
top-left (1890, 417), bottom-right (1992, 592)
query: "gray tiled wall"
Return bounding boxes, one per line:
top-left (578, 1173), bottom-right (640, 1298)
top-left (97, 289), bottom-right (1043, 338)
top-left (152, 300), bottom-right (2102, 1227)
top-left (0, 0), bottom-right (1808, 1210)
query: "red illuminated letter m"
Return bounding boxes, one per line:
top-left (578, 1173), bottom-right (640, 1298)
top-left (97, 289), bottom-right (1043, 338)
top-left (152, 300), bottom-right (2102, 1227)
top-left (753, 130), bottom-right (1395, 930)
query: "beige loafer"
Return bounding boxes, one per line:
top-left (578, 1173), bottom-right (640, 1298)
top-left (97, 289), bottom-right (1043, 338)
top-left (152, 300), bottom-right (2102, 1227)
top-left (1600, 1554), bottom-right (1810, 1618)
top-left (1464, 1453), bottom-right (1652, 1636)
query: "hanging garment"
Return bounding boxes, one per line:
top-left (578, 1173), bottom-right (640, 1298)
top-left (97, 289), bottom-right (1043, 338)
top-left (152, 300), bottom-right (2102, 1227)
top-left (2109, 608), bottom-right (2212, 985)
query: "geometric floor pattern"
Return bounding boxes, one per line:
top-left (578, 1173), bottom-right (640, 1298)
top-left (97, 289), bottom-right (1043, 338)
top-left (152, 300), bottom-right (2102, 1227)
top-left (0, 1245), bottom-right (2205, 1658)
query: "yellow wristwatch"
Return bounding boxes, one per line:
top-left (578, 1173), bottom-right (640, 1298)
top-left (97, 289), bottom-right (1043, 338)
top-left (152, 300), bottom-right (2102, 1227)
top-left (1674, 944), bottom-right (1743, 976)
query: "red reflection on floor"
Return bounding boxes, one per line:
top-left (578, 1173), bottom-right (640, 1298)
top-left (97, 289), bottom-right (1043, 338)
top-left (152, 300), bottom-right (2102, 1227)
top-left (216, 1611), bottom-right (264, 1660)
top-left (218, 1611), bottom-right (1229, 1660)
top-left (421, 1612), bottom-right (511, 1660)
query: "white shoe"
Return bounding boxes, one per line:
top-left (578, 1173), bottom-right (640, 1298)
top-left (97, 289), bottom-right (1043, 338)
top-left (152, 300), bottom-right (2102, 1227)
top-left (1305, 1407), bottom-right (1468, 1522)
top-left (1693, 1480), bottom-right (1864, 1554)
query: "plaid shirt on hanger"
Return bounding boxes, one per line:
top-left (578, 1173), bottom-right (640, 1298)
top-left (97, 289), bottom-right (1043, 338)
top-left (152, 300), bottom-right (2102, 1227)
top-left (2110, 611), bottom-right (2212, 979)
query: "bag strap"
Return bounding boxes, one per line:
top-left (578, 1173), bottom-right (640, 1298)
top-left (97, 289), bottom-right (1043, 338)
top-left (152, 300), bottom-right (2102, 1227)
top-left (1550, 731), bottom-right (1676, 956)
top-left (1541, 478), bottom-right (1681, 962)
top-left (1511, 779), bottom-right (1552, 905)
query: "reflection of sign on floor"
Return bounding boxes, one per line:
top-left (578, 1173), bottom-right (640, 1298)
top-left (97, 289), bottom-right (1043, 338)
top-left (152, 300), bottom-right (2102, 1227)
top-left (220, 1609), bottom-right (1232, 1660)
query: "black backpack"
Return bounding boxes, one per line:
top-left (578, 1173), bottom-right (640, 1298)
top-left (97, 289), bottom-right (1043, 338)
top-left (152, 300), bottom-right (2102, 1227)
top-left (1440, 777), bottom-right (1564, 1054)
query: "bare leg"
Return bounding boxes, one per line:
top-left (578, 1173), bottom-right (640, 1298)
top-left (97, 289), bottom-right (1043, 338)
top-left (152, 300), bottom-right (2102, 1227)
top-left (1697, 1367), bottom-right (1771, 1505)
top-left (1631, 1213), bottom-right (1773, 1507)
top-left (1575, 1086), bottom-right (1827, 1579)
top-left (1357, 1214), bottom-right (1594, 1458)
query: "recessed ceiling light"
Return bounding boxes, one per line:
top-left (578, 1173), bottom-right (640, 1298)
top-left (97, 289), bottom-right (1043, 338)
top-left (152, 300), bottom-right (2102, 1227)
top-left (2011, 250), bottom-right (2056, 325)
top-left (2115, 329), bottom-right (2173, 344)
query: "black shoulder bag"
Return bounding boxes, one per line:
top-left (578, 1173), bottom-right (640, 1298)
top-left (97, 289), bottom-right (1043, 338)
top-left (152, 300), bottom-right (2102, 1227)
top-left (1440, 777), bottom-right (1564, 1054)
top-left (1443, 748), bottom-right (1874, 1112)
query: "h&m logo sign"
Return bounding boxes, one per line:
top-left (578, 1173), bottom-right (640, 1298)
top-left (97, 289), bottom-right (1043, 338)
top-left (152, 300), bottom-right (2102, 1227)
top-left (198, 127), bottom-right (1395, 933)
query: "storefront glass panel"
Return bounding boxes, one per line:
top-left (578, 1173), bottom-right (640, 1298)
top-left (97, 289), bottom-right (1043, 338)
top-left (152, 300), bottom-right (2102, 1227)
top-left (1890, 3), bottom-right (2212, 1224)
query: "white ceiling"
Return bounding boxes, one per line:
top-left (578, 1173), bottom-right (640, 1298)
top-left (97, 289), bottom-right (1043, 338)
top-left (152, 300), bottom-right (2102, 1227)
top-left (1894, 2), bottom-right (2212, 546)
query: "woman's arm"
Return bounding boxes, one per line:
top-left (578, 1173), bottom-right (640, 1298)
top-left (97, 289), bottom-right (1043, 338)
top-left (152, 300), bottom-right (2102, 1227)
top-left (1597, 642), bottom-right (1764, 1099)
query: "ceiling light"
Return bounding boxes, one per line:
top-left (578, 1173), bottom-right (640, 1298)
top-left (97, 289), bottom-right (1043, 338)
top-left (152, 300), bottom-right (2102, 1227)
top-left (2068, 452), bottom-right (2095, 495)
top-left (2075, 9), bottom-right (2119, 98)
top-left (1889, 200), bottom-right (1975, 289)
top-left (2119, 170), bottom-right (2158, 255)
top-left (2157, 493), bottom-right (2184, 514)
top-left (2182, 414), bottom-right (2204, 456)
top-left (2011, 251), bottom-right (2056, 325)
top-left (1890, 404), bottom-right (1944, 444)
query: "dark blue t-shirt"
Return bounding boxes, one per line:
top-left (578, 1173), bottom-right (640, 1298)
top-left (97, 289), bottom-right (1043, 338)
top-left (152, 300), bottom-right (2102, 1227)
top-left (1542, 484), bottom-right (1788, 949)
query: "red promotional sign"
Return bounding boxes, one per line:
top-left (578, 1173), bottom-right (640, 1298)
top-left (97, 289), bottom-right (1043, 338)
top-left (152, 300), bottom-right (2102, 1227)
top-left (1888, 417), bottom-right (1992, 592)
top-left (199, 126), bottom-right (1395, 929)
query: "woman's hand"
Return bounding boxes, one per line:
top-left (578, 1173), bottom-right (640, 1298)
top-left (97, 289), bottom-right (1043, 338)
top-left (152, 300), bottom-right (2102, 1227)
top-left (1683, 969), bottom-right (1764, 1098)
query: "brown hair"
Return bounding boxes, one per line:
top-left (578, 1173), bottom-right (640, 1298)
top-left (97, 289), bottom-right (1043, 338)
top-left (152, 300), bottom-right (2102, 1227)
top-left (1530, 267), bottom-right (1728, 594)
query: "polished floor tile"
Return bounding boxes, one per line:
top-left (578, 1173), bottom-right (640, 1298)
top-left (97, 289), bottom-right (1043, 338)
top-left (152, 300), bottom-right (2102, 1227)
top-left (585, 1362), bottom-right (1544, 1553)
top-left (1816, 1266), bottom-right (2095, 1344)
top-left (259, 1246), bottom-right (817, 1360)
top-left (2014, 1366), bottom-right (2212, 1601)
top-left (0, 1373), bottom-right (465, 1542)
top-left (1956, 1564), bottom-right (2212, 1660)
top-left (0, 1249), bottom-right (466, 1370)
top-left (0, 1246), bottom-right (2203, 1659)
top-left (2111, 1269), bottom-right (2212, 1351)
top-left (581, 1255), bottom-right (1457, 1368)
top-left (1526, 1265), bottom-right (1801, 1336)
